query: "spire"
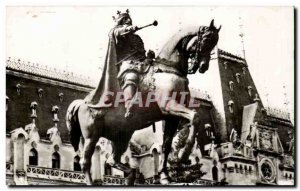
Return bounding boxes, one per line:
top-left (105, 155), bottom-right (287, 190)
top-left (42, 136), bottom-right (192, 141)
top-left (178, 17), bottom-right (182, 32)
top-left (238, 17), bottom-right (246, 62)
top-left (283, 83), bottom-right (290, 120)
top-left (209, 7), bottom-right (214, 21)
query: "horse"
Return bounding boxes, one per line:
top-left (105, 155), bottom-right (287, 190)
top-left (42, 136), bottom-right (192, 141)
top-left (66, 20), bottom-right (220, 185)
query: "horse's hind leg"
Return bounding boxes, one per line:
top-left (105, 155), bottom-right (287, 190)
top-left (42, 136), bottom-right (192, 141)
top-left (80, 118), bottom-right (102, 185)
top-left (81, 137), bottom-right (98, 185)
top-left (158, 116), bottom-right (179, 185)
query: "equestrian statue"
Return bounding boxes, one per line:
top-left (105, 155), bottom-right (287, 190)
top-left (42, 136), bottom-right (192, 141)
top-left (66, 9), bottom-right (220, 185)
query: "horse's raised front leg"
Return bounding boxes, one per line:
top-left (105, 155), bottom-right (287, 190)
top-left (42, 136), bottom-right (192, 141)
top-left (158, 117), bottom-right (179, 185)
top-left (158, 98), bottom-right (196, 121)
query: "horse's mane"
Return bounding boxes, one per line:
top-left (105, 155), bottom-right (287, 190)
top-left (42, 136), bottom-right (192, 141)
top-left (158, 26), bottom-right (207, 60)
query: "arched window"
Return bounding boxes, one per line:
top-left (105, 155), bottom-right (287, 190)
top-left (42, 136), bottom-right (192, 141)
top-left (212, 160), bottom-right (218, 181)
top-left (52, 152), bottom-right (60, 169)
top-left (247, 86), bottom-right (253, 97)
top-left (223, 61), bottom-right (228, 69)
top-left (30, 101), bottom-right (38, 118)
top-left (235, 73), bottom-right (241, 83)
top-left (104, 153), bottom-right (111, 175)
top-left (254, 93), bottom-right (260, 102)
top-left (229, 81), bottom-right (234, 91)
top-left (204, 124), bottom-right (212, 137)
top-left (242, 67), bottom-right (247, 74)
top-left (228, 100), bottom-right (234, 113)
top-left (6, 96), bottom-right (9, 112)
top-left (59, 92), bottom-right (64, 102)
top-left (123, 156), bottom-right (130, 177)
top-left (38, 88), bottom-right (43, 98)
top-left (16, 83), bottom-right (21, 95)
top-left (29, 148), bottom-right (38, 166)
top-left (74, 155), bottom-right (81, 171)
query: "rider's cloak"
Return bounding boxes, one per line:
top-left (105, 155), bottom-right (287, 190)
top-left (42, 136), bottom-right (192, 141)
top-left (84, 29), bottom-right (121, 107)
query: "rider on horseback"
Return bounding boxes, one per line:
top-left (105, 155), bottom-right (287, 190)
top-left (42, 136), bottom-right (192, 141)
top-left (113, 9), bottom-right (151, 118)
top-left (85, 9), bottom-right (154, 118)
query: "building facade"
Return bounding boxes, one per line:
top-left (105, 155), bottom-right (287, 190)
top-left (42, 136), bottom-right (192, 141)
top-left (6, 49), bottom-right (294, 185)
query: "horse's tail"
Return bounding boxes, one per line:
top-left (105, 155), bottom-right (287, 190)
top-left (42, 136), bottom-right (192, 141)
top-left (66, 100), bottom-right (84, 152)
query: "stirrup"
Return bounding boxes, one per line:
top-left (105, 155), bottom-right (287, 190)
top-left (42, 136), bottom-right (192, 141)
top-left (124, 108), bottom-right (134, 118)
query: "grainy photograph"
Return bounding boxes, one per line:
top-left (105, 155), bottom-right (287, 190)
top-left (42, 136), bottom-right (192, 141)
top-left (5, 6), bottom-right (294, 186)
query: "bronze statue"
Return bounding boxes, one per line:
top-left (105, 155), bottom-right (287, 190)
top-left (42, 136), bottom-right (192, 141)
top-left (66, 10), bottom-right (220, 185)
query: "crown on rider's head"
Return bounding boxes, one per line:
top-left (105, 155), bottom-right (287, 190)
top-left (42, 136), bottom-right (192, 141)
top-left (112, 9), bottom-right (131, 25)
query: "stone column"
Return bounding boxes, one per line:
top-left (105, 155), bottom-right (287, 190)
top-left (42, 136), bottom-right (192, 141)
top-left (12, 132), bottom-right (28, 185)
top-left (152, 149), bottom-right (159, 176)
top-left (92, 146), bottom-right (102, 182)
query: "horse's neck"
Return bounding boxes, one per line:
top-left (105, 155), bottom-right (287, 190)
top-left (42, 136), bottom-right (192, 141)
top-left (158, 36), bottom-right (191, 76)
top-left (157, 50), bottom-right (188, 76)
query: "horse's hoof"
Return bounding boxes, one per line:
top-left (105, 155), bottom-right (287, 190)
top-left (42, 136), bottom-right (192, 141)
top-left (160, 178), bottom-right (170, 185)
top-left (160, 172), bottom-right (171, 185)
top-left (86, 182), bottom-right (93, 186)
top-left (153, 175), bottom-right (160, 184)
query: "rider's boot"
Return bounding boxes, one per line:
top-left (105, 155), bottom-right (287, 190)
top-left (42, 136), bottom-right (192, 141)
top-left (123, 84), bottom-right (137, 118)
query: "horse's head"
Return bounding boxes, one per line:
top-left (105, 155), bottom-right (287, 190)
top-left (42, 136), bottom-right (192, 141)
top-left (186, 19), bottom-right (221, 74)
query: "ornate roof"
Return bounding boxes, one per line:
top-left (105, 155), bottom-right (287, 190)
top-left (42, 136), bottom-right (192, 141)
top-left (6, 57), bottom-right (95, 88)
top-left (218, 49), bottom-right (246, 65)
top-left (265, 107), bottom-right (291, 121)
top-left (189, 88), bottom-right (211, 102)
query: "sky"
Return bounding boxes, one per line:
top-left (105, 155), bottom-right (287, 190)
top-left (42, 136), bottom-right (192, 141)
top-left (6, 6), bottom-right (294, 123)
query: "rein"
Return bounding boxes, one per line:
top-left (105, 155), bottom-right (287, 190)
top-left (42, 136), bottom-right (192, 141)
top-left (187, 27), bottom-right (203, 74)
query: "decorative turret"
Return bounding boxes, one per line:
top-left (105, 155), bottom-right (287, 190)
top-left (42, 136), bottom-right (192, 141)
top-left (25, 102), bottom-right (39, 138)
top-left (52, 105), bottom-right (60, 124)
top-left (46, 106), bottom-right (61, 142)
top-left (30, 101), bottom-right (38, 121)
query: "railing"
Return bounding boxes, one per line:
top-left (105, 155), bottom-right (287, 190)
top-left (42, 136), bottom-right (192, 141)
top-left (144, 177), bottom-right (154, 185)
top-left (102, 175), bottom-right (125, 185)
top-left (193, 179), bottom-right (217, 185)
top-left (6, 57), bottom-right (94, 87)
top-left (26, 165), bottom-right (86, 183)
top-left (220, 142), bottom-right (254, 159)
top-left (20, 165), bottom-right (219, 185)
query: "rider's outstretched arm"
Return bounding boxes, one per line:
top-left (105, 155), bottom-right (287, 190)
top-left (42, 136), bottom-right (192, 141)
top-left (114, 25), bottom-right (138, 38)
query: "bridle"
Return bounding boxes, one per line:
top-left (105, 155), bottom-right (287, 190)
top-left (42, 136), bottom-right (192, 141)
top-left (187, 27), bottom-right (211, 74)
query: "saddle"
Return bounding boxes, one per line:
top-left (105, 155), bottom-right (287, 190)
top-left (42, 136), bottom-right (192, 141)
top-left (139, 59), bottom-right (184, 92)
top-left (118, 58), bottom-right (183, 79)
top-left (152, 62), bottom-right (183, 77)
top-left (117, 59), bottom-right (153, 80)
